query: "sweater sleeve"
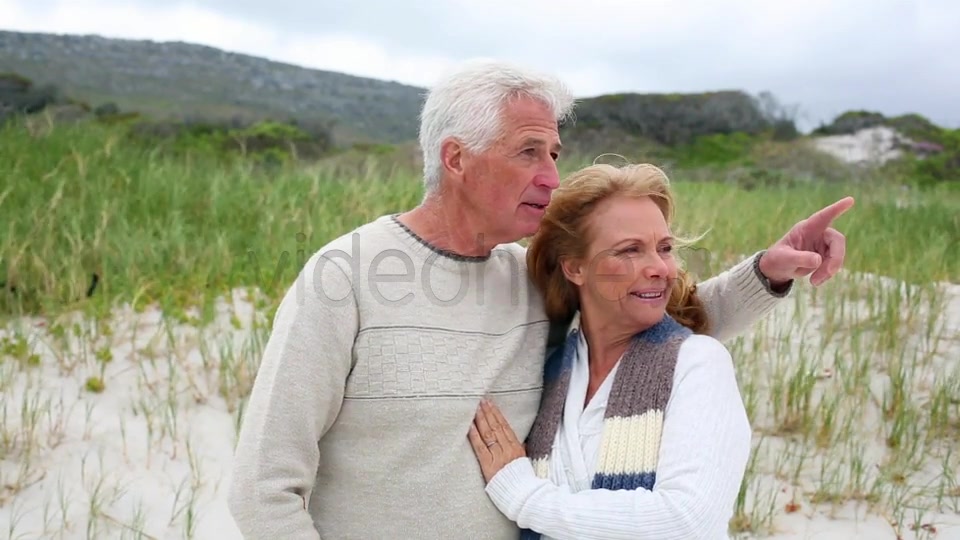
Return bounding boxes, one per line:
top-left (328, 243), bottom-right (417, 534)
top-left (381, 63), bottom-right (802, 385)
top-left (227, 251), bottom-right (359, 540)
top-left (484, 335), bottom-right (752, 540)
top-left (696, 250), bottom-right (792, 343)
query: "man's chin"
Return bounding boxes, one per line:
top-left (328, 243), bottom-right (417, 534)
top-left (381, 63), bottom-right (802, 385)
top-left (502, 219), bottom-right (539, 240)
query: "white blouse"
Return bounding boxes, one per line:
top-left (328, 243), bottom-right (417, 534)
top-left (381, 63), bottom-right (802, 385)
top-left (485, 332), bottom-right (753, 540)
top-left (547, 329), bottom-right (620, 497)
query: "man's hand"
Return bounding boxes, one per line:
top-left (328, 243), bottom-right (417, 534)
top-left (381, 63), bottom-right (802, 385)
top-left (759, 197), bottom-right (855, 287)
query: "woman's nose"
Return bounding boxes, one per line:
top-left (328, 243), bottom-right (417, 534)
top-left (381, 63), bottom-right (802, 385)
top-left (643, 254), bottom-right (668, 278)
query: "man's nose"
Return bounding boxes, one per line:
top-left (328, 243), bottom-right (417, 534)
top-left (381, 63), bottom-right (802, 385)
top-left (534, 162), bottom-right (560, 189)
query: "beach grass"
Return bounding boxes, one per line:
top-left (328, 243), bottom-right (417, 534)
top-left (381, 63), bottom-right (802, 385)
top-left (1, 119), bottom-right (959, 539)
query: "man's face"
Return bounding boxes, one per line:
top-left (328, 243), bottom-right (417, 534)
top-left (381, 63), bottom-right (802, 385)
top-left (460, 97), bottom-right (562, 246)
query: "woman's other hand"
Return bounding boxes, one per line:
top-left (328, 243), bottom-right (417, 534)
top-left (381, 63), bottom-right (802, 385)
top-left (468, 398), bottom-right (526, 484)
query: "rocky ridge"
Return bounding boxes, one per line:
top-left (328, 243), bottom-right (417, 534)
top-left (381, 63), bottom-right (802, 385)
top-left (0, 30), bottom-right (426, 143)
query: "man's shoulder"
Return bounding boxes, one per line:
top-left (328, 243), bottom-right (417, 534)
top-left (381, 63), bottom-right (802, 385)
top-left (488, 241), bottom-right (530, 270)
top-left (305, 214), bottom-right (415, 275)
top-left (296, 216), bottom-right (396, 286)
top-left (314, 215), bottom-right (395, 254)
top-left (494, 242), bottom-right (527, 259)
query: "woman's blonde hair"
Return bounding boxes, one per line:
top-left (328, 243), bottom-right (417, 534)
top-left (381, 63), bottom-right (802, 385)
top-left (526, 162), bottom-right (710, 334)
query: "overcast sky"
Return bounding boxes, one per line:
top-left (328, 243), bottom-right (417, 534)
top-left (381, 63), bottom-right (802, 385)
top-left (2, 0), bottom-right (958, 131)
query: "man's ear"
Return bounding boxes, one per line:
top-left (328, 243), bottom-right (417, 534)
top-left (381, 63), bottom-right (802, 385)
top-left (560, 257), bottom-right (585, 287)
top-left (441, 138), bottom-right (464, 178)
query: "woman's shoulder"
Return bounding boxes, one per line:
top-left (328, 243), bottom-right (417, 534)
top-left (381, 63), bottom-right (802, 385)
top-left (674, 333), bottom-right (735, 377)
top-left (667, 334), bottom-right (747, 423)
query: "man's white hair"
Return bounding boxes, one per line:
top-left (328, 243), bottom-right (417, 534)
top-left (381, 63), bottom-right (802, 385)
top-left (418, 59), bottom-right (576, 194)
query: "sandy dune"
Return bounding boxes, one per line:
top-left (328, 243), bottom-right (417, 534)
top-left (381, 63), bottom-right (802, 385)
top-left (1, 272), bottom-right (958, 539)
top-left (811, 126), bottom-right (911, 166)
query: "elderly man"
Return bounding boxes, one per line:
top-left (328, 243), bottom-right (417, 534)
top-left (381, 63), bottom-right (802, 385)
top-left (227, 59), bottom-right (852, 539)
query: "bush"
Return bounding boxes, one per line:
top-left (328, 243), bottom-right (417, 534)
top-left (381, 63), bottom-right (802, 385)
top-left (906, 129), bottom-right (960, 187)
top-left (0, 72), bottom-right (64, 124)
top-left (566, 90), bottom-right (788, 146)
top-left (673, 132), bottom-right (758, 167)
top-left (812, 110), bottom-right (887, 135)
top-left (127, 117), bottom-right (334, 165)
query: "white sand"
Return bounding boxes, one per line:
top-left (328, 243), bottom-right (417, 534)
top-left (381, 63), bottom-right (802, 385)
top-left (730, 273), bottom-right (960, 540)
top-left (1, 274), bottom-right (958, 539)
top-left (0, 289), bottom-right (266, 540)
top-left (811, 126), bottom-right (908, 166)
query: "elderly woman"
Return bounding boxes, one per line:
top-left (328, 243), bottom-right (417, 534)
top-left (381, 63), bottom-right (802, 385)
top-left (467, 163), bottom-right (752, 539)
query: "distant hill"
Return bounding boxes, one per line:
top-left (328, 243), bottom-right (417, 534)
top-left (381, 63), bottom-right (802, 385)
top-left (0, 30), bottom-right (426, 144)
top-left (1, 28), bottom-right (955, 188)
top-left (1, 30), bottom-right (805, 151)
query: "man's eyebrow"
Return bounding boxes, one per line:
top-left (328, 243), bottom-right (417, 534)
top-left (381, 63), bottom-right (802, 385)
top-left (520, 137), bottom-right (563, 153)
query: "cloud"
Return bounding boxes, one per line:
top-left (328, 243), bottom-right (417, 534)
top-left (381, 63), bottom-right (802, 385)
top-left (0, 0), bottom-right (461, 86)
top-left (2, 0), bottom-right (958, 129)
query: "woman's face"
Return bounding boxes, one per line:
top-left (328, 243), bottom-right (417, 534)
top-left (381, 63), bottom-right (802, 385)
top-left (563, 195), bottom-right (678, 332)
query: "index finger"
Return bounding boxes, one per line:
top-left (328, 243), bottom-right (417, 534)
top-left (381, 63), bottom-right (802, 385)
top-left (804, 196), bottom-right (855, 232)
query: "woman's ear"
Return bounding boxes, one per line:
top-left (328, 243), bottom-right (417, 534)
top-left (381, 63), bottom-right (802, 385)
top-left (560, 257), bottom-right (585, 287)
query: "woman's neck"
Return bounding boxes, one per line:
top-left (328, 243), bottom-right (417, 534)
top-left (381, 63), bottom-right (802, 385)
top-left (580, 306), bottom-right (635, 362)
top-left (579, 306), bottom-right (635, 404)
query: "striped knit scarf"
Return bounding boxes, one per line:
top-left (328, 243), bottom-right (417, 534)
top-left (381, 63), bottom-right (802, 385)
top-left (520, 311), bottom-right (691, 539)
